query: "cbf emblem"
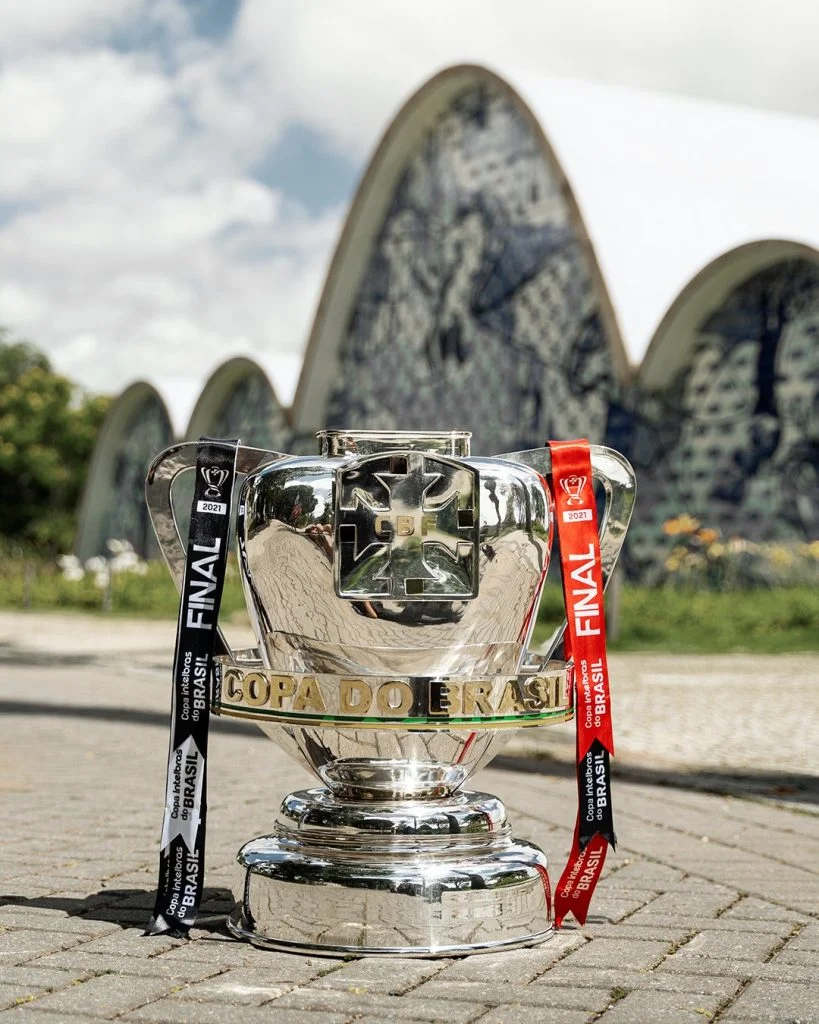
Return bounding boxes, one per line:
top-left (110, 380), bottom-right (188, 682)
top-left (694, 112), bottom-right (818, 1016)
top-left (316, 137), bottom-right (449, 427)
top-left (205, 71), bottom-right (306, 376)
top-left (335, 451), bottom-right (480, 601)
top-left (202, 466), bottom-right (229, 499)
top-left (559, 475), bottom-right (587, 506)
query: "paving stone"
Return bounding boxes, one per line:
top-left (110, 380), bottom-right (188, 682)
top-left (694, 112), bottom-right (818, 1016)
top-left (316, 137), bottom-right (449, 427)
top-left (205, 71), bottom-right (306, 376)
top-left (81, 909), bottom-right (153, 925)
top-left (615, 914), bottom-right (795, 936)
top-left (0, 914), bottom-right (115, 938)
top-left (436, 935), bottom-right (584, 983)
top-left (0, 930), bottom-right (82, 965)
top-left (593, 886), bottom-right (661, 906)
top-left (721, 979), bottom-right (819, 1021)
top-left (0, 1011), bottom-right (107, 1022)
top-left (630, 883), bottom-right (739, 918)
top-left (584, 895), bottom-right (648, 922)
top-left (351, 1018), bottom-right (480, 1024)
top-left (271, 987), bottom-right (484, 1021)
top-left (773, 948), bottom-right (818, 967)
top-left (558, 938), bottom-right (670, 971)
top-left (312, 956), bottom-right (446, 994)
top-left (166, 969), bottom-right (295, 1006)
top-left (721, 897), bottom-right (808, 923)
top-left (31, 952), bottom-right (222, 982)
top-left (537, 966), bottom-right (743, 996)
top-left (603, 861), bottom-right (686, 889)
top-left (657, 957), bottom-right (815, 982)
top-left (68, 932), bottom-right (183, 958)
top-left (643, 974), bottom-right (744, 998)
top-left (595, 988), bottom-right (727, 1022)
top-left (22, 975), bottom-right (176, 1018)
top-left (476, 1007), bottom-right (592, 1024)
top-left (583, 923), bottom-right (695, 943)
top-left (673, 929), bottom-right (786, 961)
top-left (411, 979), bottom-right (612, 1011)
top-left (125, 1004), bottom-right (349, 1024)
top-left (0, 984), bottom-right (42, 1011)
top-left (0, 967), bottom-right (90, 989)
top-left (27, 893), bottom-right (118, 914)
top-left (2, 631), bottom-right (818, 1024)
top-left (787, 925), bottom-right (819, 951)
top-left (155, 941), bottom-right (340, 974)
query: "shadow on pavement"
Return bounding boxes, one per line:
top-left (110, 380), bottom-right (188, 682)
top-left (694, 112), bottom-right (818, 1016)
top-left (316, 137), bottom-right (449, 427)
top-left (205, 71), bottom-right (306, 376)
top-left (0, 643), bottom-right (99, 668)
top-left (4, 699), bottom-right (816, 807)
top-left (0, 699), bottom-right (259, 735)
top-left (0, 887), bottom-right (236, 935)
top-left (495, 753), bottom-right (819, 807)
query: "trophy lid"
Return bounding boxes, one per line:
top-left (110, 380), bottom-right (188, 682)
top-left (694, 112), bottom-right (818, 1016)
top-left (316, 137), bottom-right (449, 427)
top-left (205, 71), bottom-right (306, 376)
top-left (317, 429), bottom-right (471, 458)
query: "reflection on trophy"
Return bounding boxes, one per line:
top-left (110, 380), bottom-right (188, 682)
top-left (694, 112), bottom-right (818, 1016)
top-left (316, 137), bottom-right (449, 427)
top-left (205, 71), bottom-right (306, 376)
top-left (147, 429), bottom-right (635, 956)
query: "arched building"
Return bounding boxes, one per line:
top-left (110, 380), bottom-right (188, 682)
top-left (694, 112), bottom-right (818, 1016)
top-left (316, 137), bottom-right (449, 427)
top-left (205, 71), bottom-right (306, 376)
top-left (76, 65), bottom-right (819, 575)
top-left (627, 240), bottom-right (819, 579)
top-left (75, 382), bottom-right (175, 560)
top-left (75, 358), bottom-right (290, 558)
top-left (293, 65), bottom-right (628, 456)
top-left (186, 356), bottom-right (289, 451)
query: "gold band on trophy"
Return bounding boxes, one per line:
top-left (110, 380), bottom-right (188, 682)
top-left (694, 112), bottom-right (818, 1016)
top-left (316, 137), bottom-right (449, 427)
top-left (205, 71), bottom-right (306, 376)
top-left (214, 665), bottom-right (572, 729)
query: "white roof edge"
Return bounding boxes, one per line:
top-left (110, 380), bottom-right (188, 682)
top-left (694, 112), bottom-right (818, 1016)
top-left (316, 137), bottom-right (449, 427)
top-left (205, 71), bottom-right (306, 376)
top-left (495, 68), bottom-right (819, 364)
top-left (139, 375), bottom-right (202, 437)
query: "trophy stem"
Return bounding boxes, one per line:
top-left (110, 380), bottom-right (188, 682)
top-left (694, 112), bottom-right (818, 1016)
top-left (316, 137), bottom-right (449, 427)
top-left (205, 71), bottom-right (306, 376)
top-left (228, 787), bottom-right (553, 957)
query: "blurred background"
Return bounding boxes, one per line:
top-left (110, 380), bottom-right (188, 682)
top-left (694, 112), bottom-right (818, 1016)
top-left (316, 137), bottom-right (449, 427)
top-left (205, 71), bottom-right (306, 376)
top-left (1, 0), bottom-right (817, 653)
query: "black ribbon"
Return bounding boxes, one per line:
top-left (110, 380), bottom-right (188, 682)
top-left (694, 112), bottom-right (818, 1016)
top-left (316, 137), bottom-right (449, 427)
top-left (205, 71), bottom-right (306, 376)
top-left (145, 437), bottom-right (239, 937)
top-left (577, 738), bottom-right (617, 852)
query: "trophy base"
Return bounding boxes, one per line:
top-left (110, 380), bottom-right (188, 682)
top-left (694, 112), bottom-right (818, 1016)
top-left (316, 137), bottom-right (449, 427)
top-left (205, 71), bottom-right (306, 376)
top-left (228, 788), bottom-right (553, 957)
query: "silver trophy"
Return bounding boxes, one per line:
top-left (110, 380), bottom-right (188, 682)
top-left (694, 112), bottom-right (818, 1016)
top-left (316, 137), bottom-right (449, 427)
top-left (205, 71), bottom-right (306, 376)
top-left (147, 429), bottom-right (635, 956)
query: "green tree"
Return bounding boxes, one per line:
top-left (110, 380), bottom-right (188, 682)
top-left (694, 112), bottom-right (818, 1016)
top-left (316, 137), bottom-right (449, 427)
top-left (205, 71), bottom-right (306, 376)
top-left (0, 332), bottom-right (111, 552)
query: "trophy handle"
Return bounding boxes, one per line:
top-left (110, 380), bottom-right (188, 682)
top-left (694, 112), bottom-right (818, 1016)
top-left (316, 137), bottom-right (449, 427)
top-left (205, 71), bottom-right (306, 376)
top-left (498, 444), bottom-right (637, 661)
top-left (145, 442), bottom-right (286, 660)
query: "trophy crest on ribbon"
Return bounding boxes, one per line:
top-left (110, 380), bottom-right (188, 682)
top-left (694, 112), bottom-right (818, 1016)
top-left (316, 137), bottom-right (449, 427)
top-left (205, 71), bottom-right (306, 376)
top-left (145, 429), bottom-right (635, 956)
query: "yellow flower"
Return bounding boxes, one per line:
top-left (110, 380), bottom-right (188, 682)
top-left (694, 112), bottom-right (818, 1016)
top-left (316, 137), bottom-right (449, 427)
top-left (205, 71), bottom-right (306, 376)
top-left (768, 546), bottom-right (794, 568)
top-left (697, 528), bottom-right (719, 545)
top-left (663, 518), bottom-right (682, 536)
top-left (665, 556), bottom-right (681, 572)
top-left (809, 540), bottom-right (819, 560)
top-left (708, 543), bottom-right (725, 558)
top-left (677, 515), bottom-right (701, 534)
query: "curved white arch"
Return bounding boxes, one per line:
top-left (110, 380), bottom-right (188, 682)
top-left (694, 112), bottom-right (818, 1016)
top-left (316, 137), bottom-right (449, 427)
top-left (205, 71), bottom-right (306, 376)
top-left (75, 381), bottom-right (174, 559)
top-left (185, 354), bottom-right (289, 447)
top-left (625, 238), bottom-right (819, 580)
top-left (639, 239), bottom-right (819, 391)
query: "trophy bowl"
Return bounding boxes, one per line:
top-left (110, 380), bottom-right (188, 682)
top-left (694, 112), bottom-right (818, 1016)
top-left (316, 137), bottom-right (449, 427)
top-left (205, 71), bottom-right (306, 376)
top-left (146, 429), bottom-right (635, 956)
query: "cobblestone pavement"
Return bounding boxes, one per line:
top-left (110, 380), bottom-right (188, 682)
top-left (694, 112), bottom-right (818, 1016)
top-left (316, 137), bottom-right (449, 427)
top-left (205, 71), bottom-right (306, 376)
top-left (0, 613), bottom-right (817, 1023)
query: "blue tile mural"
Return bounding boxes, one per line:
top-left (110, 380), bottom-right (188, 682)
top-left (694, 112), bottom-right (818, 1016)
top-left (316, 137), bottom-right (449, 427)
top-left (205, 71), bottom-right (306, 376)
top-left (209, 372), bottom-right (288, 451)
top-left (325, 84), bottom-right (618, 456)
top-left (625, 258), bottom-right (819, 579)
top-left (101, 396), bottom-right (172, 557)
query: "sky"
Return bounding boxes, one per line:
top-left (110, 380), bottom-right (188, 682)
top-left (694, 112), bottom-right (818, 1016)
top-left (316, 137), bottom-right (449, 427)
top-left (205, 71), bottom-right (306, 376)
top-left (1, 0), bottom-right (818, 404)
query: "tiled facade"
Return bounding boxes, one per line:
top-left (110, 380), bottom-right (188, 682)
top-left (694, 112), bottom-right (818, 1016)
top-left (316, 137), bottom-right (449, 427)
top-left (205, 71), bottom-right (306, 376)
top-left (626, 258), bottom-right (819, 578)
top-left (325, 84), bottom-right (618, 456)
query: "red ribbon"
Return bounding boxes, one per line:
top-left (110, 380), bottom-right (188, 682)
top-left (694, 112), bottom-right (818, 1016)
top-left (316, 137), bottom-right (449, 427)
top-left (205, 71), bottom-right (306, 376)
top-left (549, 439), bottom-right (616, 928)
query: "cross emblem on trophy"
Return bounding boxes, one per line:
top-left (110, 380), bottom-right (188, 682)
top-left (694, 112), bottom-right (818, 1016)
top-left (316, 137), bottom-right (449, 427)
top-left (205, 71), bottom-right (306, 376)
top-left (335, 451), bottom-right (480, 600)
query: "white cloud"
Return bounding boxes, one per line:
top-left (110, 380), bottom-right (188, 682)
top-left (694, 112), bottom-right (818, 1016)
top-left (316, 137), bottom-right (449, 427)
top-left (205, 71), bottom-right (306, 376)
top-left (0, 0), bottom-right (141, 52)
top-left (0, 282), bottom-right (48, 327)
top-left (1, 180), bottom-right (278, 262)
top-left (233, 0), bottom-right (819, 154)
top-left (0, 51), bottom-right (176, 200)
top-left (0, 181), bottom-right (341, 402)
top-left (1, 0), bottom-right (818, 409)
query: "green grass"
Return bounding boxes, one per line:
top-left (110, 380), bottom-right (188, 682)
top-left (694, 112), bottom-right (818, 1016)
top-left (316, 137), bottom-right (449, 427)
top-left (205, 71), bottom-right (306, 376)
top-left (0, 558), bottom-right (248, 620)
top-left (1, 558), bottom-right (817, 654)
top-left (533, 583), bottom-right (819, 654)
